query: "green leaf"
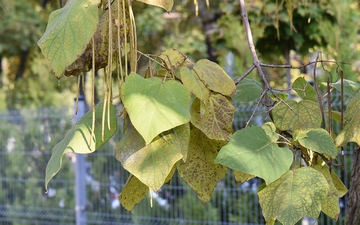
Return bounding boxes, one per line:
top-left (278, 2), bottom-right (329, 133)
top-left (193, 59), bottom-right (236, 96)
top-left (119, 174), bottom-right (149, 211)
top-left (190, 93), bottom-right (235, 141)
top-left (121, 73), bottom-right (191, 144)
top-left (292, 77), bottom-right (317, 101)
top-left (327, 79), bottom-right (360, 97)
top-left (45, 101), bottom-right (117, 190)
top-left (272, 100), bottom-right (322, 138)
top-left (312, 163), bottom-right (347, 220)
top-left (136, 0), bottom-right (173, 12)
top-left (233, 78), bottom-right (263, 102)
top-left (180, 67), bottom-right (210, 104)
top-left (115, 119), bottom-right (189, 191)
top-left (298, 128), bottom-right (338, 158)
top-left (258, 167), bottom-right (329, 225)
top-left (215, 126), bottom-right (293, 184)
top-left (335, 92), bottom-right (360, 146)
top-left (177, 126), bottom-right (228, 203)
top-left (38, 0), bottom-right (100, 77)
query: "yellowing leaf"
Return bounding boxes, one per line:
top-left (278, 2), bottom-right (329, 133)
top-left (215, 126), bottom-right (293, 184)
top-left (298, 128), bottom-right (338, 158)
top-left (180, 67), bottom-right (210, 105)
top-left (193, 59), bottom-right (236, 96)
top-left (136, 0), bottom-right (173, 12)
top-left (272, 100), bottom-right (322, 139)
top-left (119, 175), bottom-right (148, 211)
top-left (38, 0), bottom-right (100, 77)
top-left (190, 93), bottom-right (235, 141)
top-left (233, 170), bottom-right (255, 184)
top-left (335, 92), bottom-right (360, 147)
top-left (158, 49), bottom-right (189, 71)
top-left (45, 101), bottom-right (117, 190)
top-left (312, 164), bottom-right (347, 219)
top-left (258, 167), bottom-right (329, 225)
top-left (121, 73), bottom-right (191, 144)
top-left (115, 118), bottom-right (189, 191)
top-left (177, 126), bottom-right (228, 203)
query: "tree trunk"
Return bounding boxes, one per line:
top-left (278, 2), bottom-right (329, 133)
top-left (346, 147), bottom-right (360, 225)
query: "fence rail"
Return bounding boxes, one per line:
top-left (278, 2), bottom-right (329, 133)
top-left (0, 98), bottom-right (353, 225)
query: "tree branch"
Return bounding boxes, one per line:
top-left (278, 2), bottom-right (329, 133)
top-left (239, 0), bottom-right (270, 89)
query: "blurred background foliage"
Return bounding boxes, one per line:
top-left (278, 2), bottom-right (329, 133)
top-left (0, 0), bottom-right (359, 110)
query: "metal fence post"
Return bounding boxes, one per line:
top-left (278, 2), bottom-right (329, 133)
top-left (74, 95), bottom-right (87, 225)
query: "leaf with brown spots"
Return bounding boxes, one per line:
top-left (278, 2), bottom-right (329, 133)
top-left (177, 126), bottom-right (228, 203)
top-left (119, 174), bottom-right (148, 211)
top-left (190, 93), bottom-right (235, 141)
top-left (258, 167), bottom-right (328, 224)
top-left (157, 49), bottom-right (189, 72)
top-left (193, 59), bottom-right (236, 96)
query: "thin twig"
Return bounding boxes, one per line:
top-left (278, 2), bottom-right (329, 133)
top-left (239, 0), bottom-right (270, 89)
top-left (235, 64), bottom-right (256, 84)
top-left (340, 70), bottom-right (347, 187)
top-left (245, 89), bottom-right (267, 127)
top-left (312, 53), bottom-right (325, 128)
top-left (260, 60), bottom-right (349, 69)
top-left (327, 77), bottom-right (333, 173)
top-left (239, 0), bottom-right (300, 117)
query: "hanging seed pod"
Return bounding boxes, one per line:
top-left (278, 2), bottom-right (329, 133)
top-left (64, 0), bottom-right (130, 76)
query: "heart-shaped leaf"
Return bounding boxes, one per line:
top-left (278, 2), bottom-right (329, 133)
top-left (38, 0), bottom-right (100, 77)
top-left (215, 126), bottom-right (293, 184)
top-left (177, 126), bottom-right (228, 203)
top-left (121, 73), bottom-right (191, 144)
top-left (258, 167), bottom-right (328, 225)
top-left (115, 118), bottom-right (190, 191)
top-left (45, 101), bottom-right (117, 190)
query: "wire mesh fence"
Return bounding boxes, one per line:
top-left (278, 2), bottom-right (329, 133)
top-left (0, 95), bottom-right (354, 225)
